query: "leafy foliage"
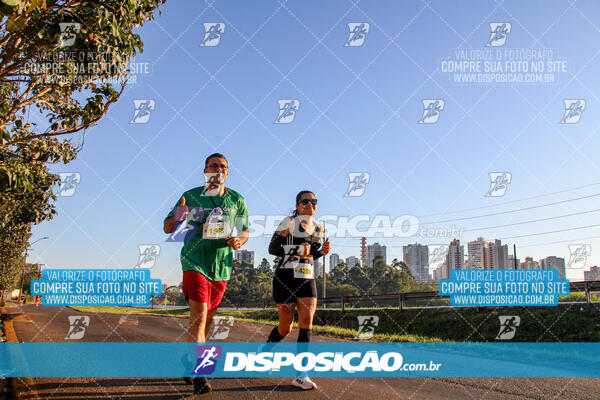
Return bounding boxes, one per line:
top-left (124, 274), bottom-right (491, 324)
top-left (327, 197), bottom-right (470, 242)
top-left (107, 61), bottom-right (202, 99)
top-left (0, 0), bottom-right (165, 300)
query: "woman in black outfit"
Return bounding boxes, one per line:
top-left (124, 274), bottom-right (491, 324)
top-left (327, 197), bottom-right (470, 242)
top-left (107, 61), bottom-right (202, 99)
top-left (267, 190), bottom-right (331, 390)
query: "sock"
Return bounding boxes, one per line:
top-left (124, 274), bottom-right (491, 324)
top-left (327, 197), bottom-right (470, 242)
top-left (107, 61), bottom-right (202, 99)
top-left (267, 326), bottom-right (285, 343)
top-left (297, 328), bottom-right (311, 352)
top-left (296, 328), bottom-right (312, 377)
top-left (298, 328), bottom-right (311, 343)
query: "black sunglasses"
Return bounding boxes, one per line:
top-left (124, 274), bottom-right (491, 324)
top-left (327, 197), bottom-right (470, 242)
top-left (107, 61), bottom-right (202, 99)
top-left (299, 199), bottom-right (318, 206)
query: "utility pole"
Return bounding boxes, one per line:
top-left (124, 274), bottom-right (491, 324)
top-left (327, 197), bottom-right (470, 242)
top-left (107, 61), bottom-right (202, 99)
top-left (322, 255), bottom-right (326, 309)
top-left (513, 244), bottom-right (517, 269)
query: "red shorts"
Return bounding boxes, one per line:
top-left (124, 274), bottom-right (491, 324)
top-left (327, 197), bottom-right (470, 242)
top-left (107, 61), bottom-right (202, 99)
top-left (182, 271), bottom-right (227, 310)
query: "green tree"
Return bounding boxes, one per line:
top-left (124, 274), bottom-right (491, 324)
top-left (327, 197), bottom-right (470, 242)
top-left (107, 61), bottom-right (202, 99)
top-left (0, 0), bottom-right (165, 302)
top-left (256, 258), bottom-right (272, 276)
top-left (347, 262), bottom-right (371, 295)
top-left (329, 261), bottom-right (348, 286)
top-left (20, 262), bottom-right (40, 293)
top-left (0, 224), bottom-right (29, 305)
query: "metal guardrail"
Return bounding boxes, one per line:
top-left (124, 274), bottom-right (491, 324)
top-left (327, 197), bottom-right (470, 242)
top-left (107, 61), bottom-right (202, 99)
top-left (230, 280), bottom-right (600, 311)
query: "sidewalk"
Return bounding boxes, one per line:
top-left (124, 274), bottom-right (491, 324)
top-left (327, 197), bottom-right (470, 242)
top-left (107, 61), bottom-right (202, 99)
top-left (0, 305), bottom-right (40, 400)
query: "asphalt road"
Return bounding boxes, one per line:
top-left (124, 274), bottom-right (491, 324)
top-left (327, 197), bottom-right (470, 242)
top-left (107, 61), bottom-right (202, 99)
top-left (4, 304), bottom-right (600, 400)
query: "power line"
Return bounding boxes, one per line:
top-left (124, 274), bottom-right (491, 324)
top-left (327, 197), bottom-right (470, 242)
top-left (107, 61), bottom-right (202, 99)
top-left (498, 223), bottom-right (600, 240)
top-left (417, 181), bottom-right (600, 217)
top-left (463, 208), bottom-right (600, 232)
top-left (419, 193), bottom-right (600, 225)
top-left (518, 234), bottom-right (600, 248)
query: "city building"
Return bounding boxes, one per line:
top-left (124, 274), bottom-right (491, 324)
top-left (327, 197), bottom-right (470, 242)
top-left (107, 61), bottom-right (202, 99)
top-left (330, 253), bottom-right (340, 270)
top-left (346, 256), bottom-right (359, 269)
top-left (443, 239), bottom-right (465, 278)
top-left (467, 237), bottom-right (486, 269)
top-left (234, 249), bottom-right (255, 266)
top-left (483, 239), bottom-right (509, 269)
top-left (540, 256), bottom-right (566, 279)
top-left (432, 266), bottom-right (444, 282)
top-left (367, 242), bottom-right (387, 267)
top-left (520, 256), bottom-right (539, 269)
top-left (403, 243), bottom-right (429, 283)
top-left (314, 259), bottom-right (323, 278)
top-left (507, 254), bottom-right (520, 269)
top-left (584, 266), bottom-right (600, 281)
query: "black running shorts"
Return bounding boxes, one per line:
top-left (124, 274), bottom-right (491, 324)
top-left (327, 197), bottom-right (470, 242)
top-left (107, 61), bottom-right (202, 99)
top-left (272, 267), bottom-right (317, 304)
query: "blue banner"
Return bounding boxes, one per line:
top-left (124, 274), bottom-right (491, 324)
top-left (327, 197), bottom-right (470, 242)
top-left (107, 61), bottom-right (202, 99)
top-left (0, 343), bottom-right (597, 377)
top-left (439, 269), bottom-right (569, 306)
top-left (30, 269), bottom-right (162, 306)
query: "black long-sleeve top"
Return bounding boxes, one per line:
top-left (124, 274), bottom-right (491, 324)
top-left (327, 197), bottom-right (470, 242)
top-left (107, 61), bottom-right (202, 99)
top-left (269, 217), bottom-right (323, 268)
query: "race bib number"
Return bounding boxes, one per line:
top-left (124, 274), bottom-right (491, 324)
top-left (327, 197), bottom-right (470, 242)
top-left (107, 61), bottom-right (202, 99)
top-left (202, 221), bottom-right (230, 239)
top-left (293, 260), bottom-right (314, 279)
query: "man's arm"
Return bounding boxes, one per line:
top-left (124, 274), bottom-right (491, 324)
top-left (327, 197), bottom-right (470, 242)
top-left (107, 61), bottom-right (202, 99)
top-left (226, 228), bottom-right (249, 250)
top-left (164, 196), bottom-right (188, 234)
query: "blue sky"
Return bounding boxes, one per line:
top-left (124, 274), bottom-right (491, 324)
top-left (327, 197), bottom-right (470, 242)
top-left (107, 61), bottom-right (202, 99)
top-left (30, 0), bottom-right (600, 284)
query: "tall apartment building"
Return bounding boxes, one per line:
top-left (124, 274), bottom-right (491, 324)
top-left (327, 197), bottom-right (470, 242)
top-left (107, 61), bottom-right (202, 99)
top-left (507, 254), bottom-right (520, 269)
top-left (432, 266), bottom-right (444, 281)
top-left (314, 259), bottom-right (323, 278)
top-left (346, 256), bottom-right (359, 269)
top-left (402, 243), bottom-right (429, 283)
top-left (540, 256), bottom-right (566, 279)
top-left (520, 256), bottom-right (540, 269)
top-left (367, 242), bottom-right (387, 267)
top-left (444, 239), bottom-right (465, 278)
top-left (467, 237), bottom-right (486, 269)
top-left (584, 266), bottom-right (600, 281)
top-left (483, 239), bottom-right (509, 269)
top-left (330, 253), bottom-right (340, 270)
top-left (234, 249), bottom-right (255, 266)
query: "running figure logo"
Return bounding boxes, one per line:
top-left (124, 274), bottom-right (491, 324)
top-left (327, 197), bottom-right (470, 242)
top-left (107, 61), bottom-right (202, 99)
top-left (428, 245), bottom-right (449, 266)
top-left (200, 23), bottom-right (225, 47)
top-left (274, 99), bottom-right (300, 124)
top-left (496, 315), bottom-right (520, 340)
top-left (567, 244), bottom-right (591, 269)
top-left (65, 316), bottom-right (90, 340)
top-left (345, 23), bottom-right (370, 47)
top-left (486, 23), bottom-right (511, 47)
top-left (136, 245), bottom-right (160, 268)
top-left (419, 99), bottom-right (444, 124)
top-left (208, 316), bottom-right (234, 340)
top-left (345, 172), bottom-right (370, 197)
top-left (57, 172), bottom-right (81, 197)
top-left (192, 345), bottom-right (222, 375)
top-left (59, 22), bottom-right (81, 47)
top-left (166, 207), bottom-right (204, 242)
top-left (485, 172), bottom-right (512, 197)
top-left (130, 99), bottom-right (156, 124)
top-left (279, 244), bottom-right (300, 268)
top-left (356, 315), bottom-right (379, 339)
top-left (560, 99), bottom-right (586, 124)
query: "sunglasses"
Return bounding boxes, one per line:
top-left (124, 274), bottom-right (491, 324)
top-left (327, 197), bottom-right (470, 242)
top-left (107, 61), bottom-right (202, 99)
top-left (299, 199), bottom-right (318, 206)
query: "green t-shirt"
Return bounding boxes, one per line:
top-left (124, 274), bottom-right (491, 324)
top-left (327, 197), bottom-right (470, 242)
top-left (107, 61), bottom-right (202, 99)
top-left (165, 186), bottom-right (249, 281)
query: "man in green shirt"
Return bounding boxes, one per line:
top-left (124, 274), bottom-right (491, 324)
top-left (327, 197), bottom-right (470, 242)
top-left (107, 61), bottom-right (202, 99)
top-left (163, 153), bottom-right (249, 394)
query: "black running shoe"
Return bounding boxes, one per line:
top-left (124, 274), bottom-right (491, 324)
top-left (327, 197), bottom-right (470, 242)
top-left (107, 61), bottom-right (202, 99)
top-left (193, 377), bottom-right (212, 394)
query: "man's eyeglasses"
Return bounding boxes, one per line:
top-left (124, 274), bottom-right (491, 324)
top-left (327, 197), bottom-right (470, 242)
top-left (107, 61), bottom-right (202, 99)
top-left (207, 163), bottom-right (228, 170)
top-left (299, 199), bottom-right (318, 206)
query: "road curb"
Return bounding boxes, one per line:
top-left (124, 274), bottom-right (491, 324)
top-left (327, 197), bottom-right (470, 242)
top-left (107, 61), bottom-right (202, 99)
top-left (0, 307), bottom-right (39, 400)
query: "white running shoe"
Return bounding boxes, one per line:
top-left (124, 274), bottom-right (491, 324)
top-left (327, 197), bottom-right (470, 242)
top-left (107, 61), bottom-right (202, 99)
top-left (292, 376), bottom-right (318, 390)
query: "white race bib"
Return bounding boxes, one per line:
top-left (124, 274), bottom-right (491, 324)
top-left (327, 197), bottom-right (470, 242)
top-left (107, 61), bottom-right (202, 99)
top-left (293, 260), bottom-right (314, 279)
top-left (202, 220), bottom-right (230, 239)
